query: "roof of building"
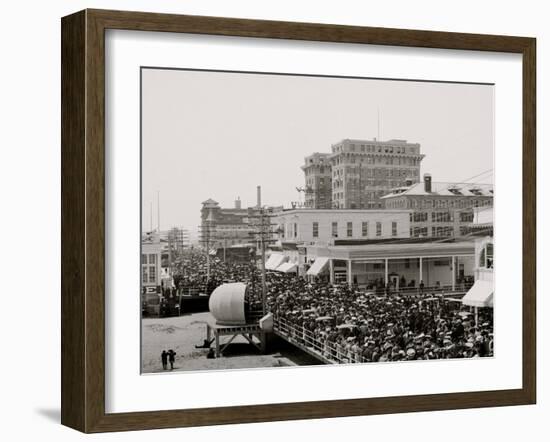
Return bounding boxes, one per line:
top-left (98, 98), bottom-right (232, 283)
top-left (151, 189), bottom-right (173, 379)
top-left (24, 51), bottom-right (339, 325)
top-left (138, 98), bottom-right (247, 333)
top-left (305, 152), bottom-right (331, 159)
top-left (381, 182), bottom-right (493, 199)
top-left (275, 208), bottom-right (410, 215)
top-left (333, 237), bottom-right (458, 246)
top-left (309, 240), bottom-right (475, 260)
top-left (333, 138), bottom-right (419, 146)
top-left (141, 231), bottom-right (160, 244)
top-left (201, 198), bottom-right (219, 205)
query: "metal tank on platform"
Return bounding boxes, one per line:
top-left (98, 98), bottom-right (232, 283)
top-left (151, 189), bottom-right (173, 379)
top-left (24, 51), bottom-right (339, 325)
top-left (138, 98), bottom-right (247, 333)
top-left (208, 282), bottom-right (248, 325)
top-left (206, 282), bottom-right (272, 357)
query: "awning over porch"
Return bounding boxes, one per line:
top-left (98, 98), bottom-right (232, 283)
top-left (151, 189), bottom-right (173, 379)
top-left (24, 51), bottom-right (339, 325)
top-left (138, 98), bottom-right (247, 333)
top-left (276, 262), bottom-right (297, 273)
top-left (307, 257), bottom-right (330, 276)
top-left (265, 253), bottom-right (286, 270)
top-left (462, 280), bottom-right (494, 308)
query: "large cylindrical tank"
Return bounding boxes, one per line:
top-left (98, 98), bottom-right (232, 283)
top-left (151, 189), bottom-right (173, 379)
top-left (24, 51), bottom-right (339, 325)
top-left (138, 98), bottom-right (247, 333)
top-left (208, 282), bottom-right (247, 325)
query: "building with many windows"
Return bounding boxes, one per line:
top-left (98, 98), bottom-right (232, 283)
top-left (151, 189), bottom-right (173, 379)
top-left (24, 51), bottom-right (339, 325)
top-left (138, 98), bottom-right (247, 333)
top-left (200, 198), bottom-right (252, 249)
top-left (200, 196), bottom-right (283, 251)
top-left (302, 152), bottom-right (332, 209)
top-left (330, 138), bottom-right (424, 209)
top-left (273, 208), bottom-right (410, 246)
top-left (269, 207), bottom-right (480, 290)
top-left (269, 208), bottom-right (410, 277)
top-left (381, 174), bottom-right (493, 239)
top-left (302, 138), bottom-right (424, 210)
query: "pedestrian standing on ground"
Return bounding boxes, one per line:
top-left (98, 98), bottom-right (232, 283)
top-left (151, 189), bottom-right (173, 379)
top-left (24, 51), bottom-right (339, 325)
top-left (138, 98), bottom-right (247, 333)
top-left (161, 350), bottom-right (168, 370)
top-left (168, 349), bottom-right (176, 370)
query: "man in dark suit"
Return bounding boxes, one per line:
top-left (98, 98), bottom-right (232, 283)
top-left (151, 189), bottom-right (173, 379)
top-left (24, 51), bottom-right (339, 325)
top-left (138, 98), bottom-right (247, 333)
top-left (161, 350), bottom-right (168, 370)
top-left (167, 349), bottom-right (176, 370)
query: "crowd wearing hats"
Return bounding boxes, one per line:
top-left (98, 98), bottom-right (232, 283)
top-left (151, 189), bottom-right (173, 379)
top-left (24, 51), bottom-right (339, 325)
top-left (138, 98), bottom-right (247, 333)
top-left (264, 273), bottom-right (493, 363)
top-left (173, 250), bottom-right (262, 297)
top-left (174, 251), bottom-right (494, 363)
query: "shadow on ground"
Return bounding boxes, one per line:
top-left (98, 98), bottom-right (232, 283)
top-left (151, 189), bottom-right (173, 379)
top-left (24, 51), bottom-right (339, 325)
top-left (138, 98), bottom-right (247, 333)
top-left (219, 336), bottom-right (323, 366)
top-left (35, 408), bottom-right (60, 423)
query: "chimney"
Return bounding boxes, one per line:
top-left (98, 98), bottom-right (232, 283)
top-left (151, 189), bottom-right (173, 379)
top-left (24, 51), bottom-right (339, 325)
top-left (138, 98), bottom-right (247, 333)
top-left (234, 197), bottom-right (241, 209)
top-left (256, 185), bottom-right (261, 208)
top-left (405, 178), bottom-right (413, 187)
top-left (423, 173), bottom-right (432, 193)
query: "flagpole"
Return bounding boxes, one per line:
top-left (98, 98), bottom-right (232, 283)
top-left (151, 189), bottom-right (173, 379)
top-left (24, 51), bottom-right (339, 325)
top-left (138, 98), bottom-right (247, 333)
top-left (157, 190), bottom-right (160, 232)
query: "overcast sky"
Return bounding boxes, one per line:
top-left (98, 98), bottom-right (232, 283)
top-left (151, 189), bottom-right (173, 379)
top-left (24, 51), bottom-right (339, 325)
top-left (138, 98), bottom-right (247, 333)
top-left (141, 68), bottom-right (494, 237)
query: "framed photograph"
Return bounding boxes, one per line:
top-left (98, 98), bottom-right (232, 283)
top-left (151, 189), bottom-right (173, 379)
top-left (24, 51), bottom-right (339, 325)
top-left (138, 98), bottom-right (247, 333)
top-left (61, 9), bottom-right (536, 433)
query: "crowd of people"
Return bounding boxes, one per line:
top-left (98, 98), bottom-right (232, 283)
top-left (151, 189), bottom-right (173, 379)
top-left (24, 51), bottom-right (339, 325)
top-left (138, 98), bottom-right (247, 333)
top-left (173, 250), bottom-right (261, 297)
top-left (265, 273), bottom-right (493, 363)
top-left (172, 250), bottom-right (494, 363)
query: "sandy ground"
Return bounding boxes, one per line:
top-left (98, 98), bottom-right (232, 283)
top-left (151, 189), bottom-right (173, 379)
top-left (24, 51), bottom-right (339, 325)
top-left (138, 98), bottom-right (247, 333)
top-left (142, 312), bottom-right (321, 373)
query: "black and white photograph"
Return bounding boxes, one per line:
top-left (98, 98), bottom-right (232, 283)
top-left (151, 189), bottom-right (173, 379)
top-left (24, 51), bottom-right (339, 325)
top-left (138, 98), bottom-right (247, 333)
top-left (2, 0), bottom-right (544, 438)
top-left (140, 67), bottom-right (494, 374)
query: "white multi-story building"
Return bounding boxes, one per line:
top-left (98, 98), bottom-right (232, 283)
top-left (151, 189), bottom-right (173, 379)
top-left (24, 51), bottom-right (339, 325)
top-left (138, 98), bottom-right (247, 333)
top-left (268, 208), bottom-right (478, 290)
top-left (273, 208), bottom-right (411, 246)
top-left (141, 231), bottom-right (162, 293)
top-left (268, 208), bottom-right (411, 277)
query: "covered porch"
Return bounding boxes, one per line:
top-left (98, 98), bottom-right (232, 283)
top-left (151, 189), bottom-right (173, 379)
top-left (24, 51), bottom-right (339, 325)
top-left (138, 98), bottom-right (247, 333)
top-left (307, 241), bottom-right (475, 293)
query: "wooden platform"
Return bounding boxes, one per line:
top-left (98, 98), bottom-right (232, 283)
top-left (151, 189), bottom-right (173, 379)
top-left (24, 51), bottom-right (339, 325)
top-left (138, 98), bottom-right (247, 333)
top-left (206, 322), bottom-right (266, 357)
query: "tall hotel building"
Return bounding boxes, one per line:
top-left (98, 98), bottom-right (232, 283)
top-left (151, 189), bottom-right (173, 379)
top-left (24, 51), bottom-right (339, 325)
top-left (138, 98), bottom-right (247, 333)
top-left (302, 152), bottom-right (333, 209)
top-left (303, 138), bottom-right (424, 210)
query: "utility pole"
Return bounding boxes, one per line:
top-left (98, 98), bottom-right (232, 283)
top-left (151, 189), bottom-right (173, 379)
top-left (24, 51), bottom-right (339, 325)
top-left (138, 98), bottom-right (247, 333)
top-left (168, 228), bottom-right (173, 270)
top-left (260, 209), bottom-right (267, 314)
top-left (249, 247), bottom-right (256, 301)
top-left (248, 206), bottom-right (275, 316)
top-left (206, 234), bottom-right (210, 287)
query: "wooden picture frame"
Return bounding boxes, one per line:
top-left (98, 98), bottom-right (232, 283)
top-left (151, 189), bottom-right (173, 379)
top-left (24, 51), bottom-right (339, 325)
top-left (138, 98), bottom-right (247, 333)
top-left (61, 9), bottom-right (536, 433)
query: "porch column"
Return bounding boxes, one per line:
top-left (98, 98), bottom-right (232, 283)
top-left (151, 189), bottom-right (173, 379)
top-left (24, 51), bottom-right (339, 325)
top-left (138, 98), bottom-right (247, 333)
top-left (348, 260), bottom-right (353, 287)
top-left (419, 257), bottom-right (423, 286)
top-left (384, 258), bottom-right (389, 285)
top-left (451, 256), bottom-right (456, 291)
top-left (329, 259), bottom-right (335, 284)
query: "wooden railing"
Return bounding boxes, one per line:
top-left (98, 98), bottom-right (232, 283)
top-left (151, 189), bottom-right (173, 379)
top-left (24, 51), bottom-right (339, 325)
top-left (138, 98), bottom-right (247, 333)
top-left (178, 286), bottom-right (208, 297)
top-left (274, 316), bottom-right (363, 364)
top-left (363, 283), bottom-right (473, 296)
